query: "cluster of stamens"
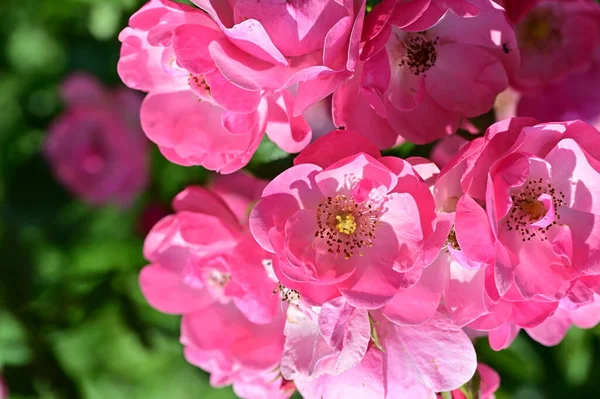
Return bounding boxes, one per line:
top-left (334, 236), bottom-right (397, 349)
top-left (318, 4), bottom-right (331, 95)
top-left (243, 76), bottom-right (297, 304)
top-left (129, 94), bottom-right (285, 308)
top-left (316, 195), bottom-right (380, 259)
top-left (208, 270), bottom-right (231, 288)
top-left (399, 33), bottom-right (439, 76)
top-left (273, 283), bottom-right (300, 305)
top-left (505, 178), bottom-right (566, 242)
top-left (445, 226), bottom-right (461, 251)
top-left (188, 74), bottom-right (211, 98)
top-left (519, 8), bottom-right (562, 52)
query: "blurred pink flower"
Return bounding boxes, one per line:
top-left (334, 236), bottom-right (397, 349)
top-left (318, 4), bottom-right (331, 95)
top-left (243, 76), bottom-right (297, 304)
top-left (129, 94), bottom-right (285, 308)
top-left (250, 130), bottom-right (447, 312)
top-left (44, 73), bottom-right (148, 207)
top-left (517, 50), bottom-right (600, 129)
top-left (0, 377), bottom-right (7, 399)
top-left (335, 0), bottom-right (519, 145)
top-left (506, 0), bottom-right (600, 89)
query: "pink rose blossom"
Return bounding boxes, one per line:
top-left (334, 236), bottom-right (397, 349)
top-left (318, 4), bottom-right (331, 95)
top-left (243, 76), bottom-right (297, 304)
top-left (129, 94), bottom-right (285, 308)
top-left (250, 130), bottom-right (444, 311)
top-left (118, 0), bottom-right (312, 173)
top-left (44, 73), bottom-right (148, 207)
top-left (434, 118), bottom-right (600, 349)
top-left (506, 0), bottom-right (600, 89)
top-left (139, 172), bottom-right (292, 398)
top-left (140, 172), bottom-right (277, 322)
top-left (335, 0), bottom-right (519, 145)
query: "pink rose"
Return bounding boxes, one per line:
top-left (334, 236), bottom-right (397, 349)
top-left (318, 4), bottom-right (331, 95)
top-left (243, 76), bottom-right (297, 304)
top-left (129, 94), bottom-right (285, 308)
top-left (44, 73), bottom-right (148, 207)
top-left (140, 172), bottom-right (278, 323)
top-left (506, 0), bottom-right (600, 89)
top-left (139, 173), bottom-right (292, 398)
top-left (250, 130), bottom-right (448, 318)
top-left (118, 0), bottom-right (311, 173)
top-left (437, 118), bottom-right (600, 299)
top-left (434, 118), bottom-right (600, 352)
top-left (334, 0), bottom-right (519, 145)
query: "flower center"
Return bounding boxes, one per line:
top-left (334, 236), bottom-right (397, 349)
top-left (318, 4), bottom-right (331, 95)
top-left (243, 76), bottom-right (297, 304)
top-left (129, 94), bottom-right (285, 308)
top-left (336, 213), bottom-right (357, 234)
top-left (446, 226), bottom-right (460, 251)
top-left (505, 178), bottom-right (566, 242)
top-left (208, 270), bottom-right (231, 288)
top-left (519, 8), bottom-right (562, 52)
top-left (188, 74), bottom-right (211, 99)
top-left (399, 33), bottom-right (439, 76)
top-left (316, 195), bottom-right (380, 259)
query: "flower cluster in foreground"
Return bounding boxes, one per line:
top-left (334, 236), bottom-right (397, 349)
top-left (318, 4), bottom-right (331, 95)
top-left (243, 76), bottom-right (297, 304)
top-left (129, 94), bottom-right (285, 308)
top-left (106, 0), bottom-right (600, 398)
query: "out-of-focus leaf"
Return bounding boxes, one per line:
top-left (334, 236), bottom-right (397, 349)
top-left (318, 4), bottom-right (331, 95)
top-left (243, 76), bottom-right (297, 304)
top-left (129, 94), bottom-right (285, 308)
top-left (0, 311), bottom-right (33, 366)
top-left (556, 327), bottom-right (593, 386)
top-left (89, 3), bottom-right (122, 40)
top-left (476, 335), bottom-right (544, 383)
top-left (6, 26), bottom-right (66, 76)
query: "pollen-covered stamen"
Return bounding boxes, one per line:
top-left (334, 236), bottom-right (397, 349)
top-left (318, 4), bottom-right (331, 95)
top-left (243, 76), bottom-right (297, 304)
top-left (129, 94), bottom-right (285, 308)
top-left (316, 195), bottom-right (381, 259)
top-left (273, 282), bottom-right (300, 305)
top-left (505, 178), bottom-right (566, 242)
top-left (519, 8), bottom-right (562, 52)
top-left (188, 74), bottom-right (211, 99)
top-left (208, 270), bottom-right (231, 288)
top-left (398, 33), bottom-right (439, 76)
top-left (445, 226), bottom-right (461, 251)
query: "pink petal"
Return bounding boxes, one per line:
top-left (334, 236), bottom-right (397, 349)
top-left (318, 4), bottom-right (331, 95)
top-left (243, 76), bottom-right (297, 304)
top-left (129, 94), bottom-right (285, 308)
top-left (294, 129), bottom-right (381, 169)
top-left (265, 90), bottom-right (312, 153)
top-left (139, 264), bottom-right (214, 314)
top-left (381, 253), bottom-right (447, 324)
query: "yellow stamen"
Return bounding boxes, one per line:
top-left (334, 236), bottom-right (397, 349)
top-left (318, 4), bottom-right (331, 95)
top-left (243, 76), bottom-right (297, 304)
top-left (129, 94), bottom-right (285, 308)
top-left (335, 214), bottom-right (357, 234)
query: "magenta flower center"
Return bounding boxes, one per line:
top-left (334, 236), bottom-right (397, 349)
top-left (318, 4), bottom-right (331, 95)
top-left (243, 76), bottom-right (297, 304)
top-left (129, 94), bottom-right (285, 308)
top-left (505, 179), bottom-right (566, 242)
top-left (519, 8), bottom-right (562, 52)
top-left (399, 33), bottom-right (439, 76)
top-left (316, 195), bottom-right (381, 259)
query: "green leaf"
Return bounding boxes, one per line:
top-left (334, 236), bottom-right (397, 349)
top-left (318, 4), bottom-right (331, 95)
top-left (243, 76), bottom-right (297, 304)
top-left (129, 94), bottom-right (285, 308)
top-left (369, 314), bottom-right (385, 352)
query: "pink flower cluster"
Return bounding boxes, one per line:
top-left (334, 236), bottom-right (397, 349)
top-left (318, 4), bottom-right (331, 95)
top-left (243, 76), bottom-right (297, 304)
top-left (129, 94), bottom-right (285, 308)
top-left (119, 0), bottom-right (600, 398)
top-left (45, 74), bottom-right (149, 207)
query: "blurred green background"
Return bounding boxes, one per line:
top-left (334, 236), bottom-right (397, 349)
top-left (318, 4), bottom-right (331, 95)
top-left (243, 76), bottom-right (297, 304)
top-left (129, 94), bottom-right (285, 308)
top-left (1, 0), bottom-right (600, 398)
